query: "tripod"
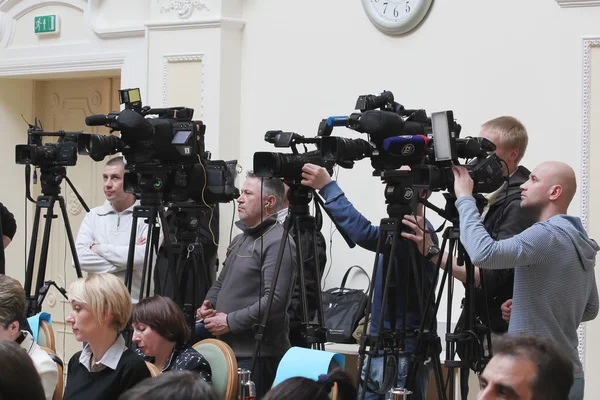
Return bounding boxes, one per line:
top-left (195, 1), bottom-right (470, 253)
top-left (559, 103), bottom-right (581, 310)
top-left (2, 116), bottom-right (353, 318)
top-left (123, 192), bottom-right (167, 303)
top-left (404, 194), bottom-right (491, 400)
top-left (356, 170), bottom-right (446, 400)
top-left (250, 184), bottom-right (328, 374)
top-left (23, 166), bottom-right (86, 317)
top-left (164, 203), bottom-right (217, 344)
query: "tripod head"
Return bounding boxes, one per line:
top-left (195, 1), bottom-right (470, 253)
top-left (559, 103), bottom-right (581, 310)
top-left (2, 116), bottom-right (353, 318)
top-left (38, 167), bottom-right (67, 196)
top-left (381, 169), bottom-right (420, 220)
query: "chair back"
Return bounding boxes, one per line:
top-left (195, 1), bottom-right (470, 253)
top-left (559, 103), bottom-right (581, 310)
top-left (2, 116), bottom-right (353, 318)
top-left (193, 339), bottom-right (238, 400)
top-left (40, 346), bottom-right (63, 400)
top-left (331, 382), bottom-right (339, 400)
top-left (145, 361), bottom-right (162, 377)
top-left (39, 321), bottom-right (56, 352)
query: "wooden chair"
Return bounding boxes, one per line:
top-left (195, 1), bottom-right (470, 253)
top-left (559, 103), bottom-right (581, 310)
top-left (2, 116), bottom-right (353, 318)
top-left (40, 346), bottom-right (63, 400)
top-left (193, 339), bottom-right (238, 400)
top-left (145, 361), bottom-right (162, 377)
top-left (38, 321), bottom-right (56, 352)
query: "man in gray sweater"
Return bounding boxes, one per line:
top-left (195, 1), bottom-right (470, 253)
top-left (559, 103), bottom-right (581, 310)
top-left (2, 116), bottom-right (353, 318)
top-left (452, 161), bottom-right (598, 400)
top-left (197, 172), bottom-right (296, 398)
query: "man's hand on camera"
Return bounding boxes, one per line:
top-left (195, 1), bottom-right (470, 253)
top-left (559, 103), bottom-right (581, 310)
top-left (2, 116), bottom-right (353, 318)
top-left (204, 312), bottom-right (231, 335)
top-left (301, 164), bottom-right (332, 190)
top-left (197, 300), bottom-right (217, 320)
top-left (401, 215), bottom-right (433, 257)
top-left (452, 166), bottom-right (474, 198)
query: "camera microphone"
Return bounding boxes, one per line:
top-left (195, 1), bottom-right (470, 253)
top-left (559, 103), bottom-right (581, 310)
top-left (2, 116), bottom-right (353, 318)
top-left (85, 113), bottom-right (117, 126)
top-left (383, 135), bottom-right (430, 163)
top-left (351, 110), bottom-right (404, 140)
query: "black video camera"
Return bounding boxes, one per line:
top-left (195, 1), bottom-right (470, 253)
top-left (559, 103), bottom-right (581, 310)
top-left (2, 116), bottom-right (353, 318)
top-left (79, 88), bottom-right (239, 204)
top-left (252, 130), bottom-right (340, 183)
top-left (15, 124), bottom-right (83, 167)
top-left (317, 91), bottom-right (505, 194)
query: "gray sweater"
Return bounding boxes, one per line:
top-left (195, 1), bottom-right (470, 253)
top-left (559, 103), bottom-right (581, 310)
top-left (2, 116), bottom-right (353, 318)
top-left (457, 196), bottom-right (599, 377)
top-left (205, 217), bottom-right (296, 358)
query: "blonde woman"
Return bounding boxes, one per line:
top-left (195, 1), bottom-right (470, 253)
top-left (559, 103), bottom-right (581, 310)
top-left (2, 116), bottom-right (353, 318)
top-left (63, 274), bottom-right (150, 400)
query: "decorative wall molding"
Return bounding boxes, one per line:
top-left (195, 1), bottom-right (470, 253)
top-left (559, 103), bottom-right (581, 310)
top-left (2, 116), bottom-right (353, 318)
top-left (158, 0), bottom-right (210, 19)
top-left (162, 53), bottom-right (204, 109)
top-left (0, 0), bottom-right (145, 41)
top-left (556, 0), bottom-right (600, 7)
top-left (0, 51), bottom-right (126, 76)
top-left (146, 16), bottom-right (244, 31)
top-left (578, 37), bottom-right (600, 365)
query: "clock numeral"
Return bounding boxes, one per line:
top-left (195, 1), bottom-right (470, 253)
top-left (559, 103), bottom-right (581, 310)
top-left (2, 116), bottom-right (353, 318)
top-left (393, 6), bottom-right (399, 17)
top-left (383, 2), bottom-right (388, 13)
top-left (406, 4), bottom-right (411, 13)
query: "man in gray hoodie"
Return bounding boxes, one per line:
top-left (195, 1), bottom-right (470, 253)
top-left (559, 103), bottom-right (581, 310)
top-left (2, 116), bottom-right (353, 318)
top-left (197, 172), bottom-right (295, 398)
top-left (452, 161), bottom-right (598, 400)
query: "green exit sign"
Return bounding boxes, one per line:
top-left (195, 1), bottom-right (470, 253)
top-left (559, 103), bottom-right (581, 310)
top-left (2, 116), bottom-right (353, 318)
top-left (34, 15), bottom-right (60, 35)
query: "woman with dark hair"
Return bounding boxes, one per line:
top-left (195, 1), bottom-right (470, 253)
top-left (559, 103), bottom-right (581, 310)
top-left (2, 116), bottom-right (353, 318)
top-left (132, 296), bottom-right (211, 382)
top-left (263, 369), bottom-right (356, 400)
top-left (0, 340), bottom-right (46, 400)
top-left (118, 371), bottom-right (218, 400)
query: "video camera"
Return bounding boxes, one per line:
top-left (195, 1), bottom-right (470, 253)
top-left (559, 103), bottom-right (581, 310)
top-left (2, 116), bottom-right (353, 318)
top-left (15, 123), bottom-right (83, 168)
top-left (78, 88), bottom-right (239, 204)
top-left (252, 130), bottom-right (343, 183)
top-left (317, 91), bottom-right (505, 194)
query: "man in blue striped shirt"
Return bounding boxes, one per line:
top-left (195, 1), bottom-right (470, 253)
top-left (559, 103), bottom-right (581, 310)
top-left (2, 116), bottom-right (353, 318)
top-left (451, 161), bottom-right (598, 400)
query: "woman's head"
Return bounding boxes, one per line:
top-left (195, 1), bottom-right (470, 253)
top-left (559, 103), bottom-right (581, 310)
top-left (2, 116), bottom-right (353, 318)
top-left (264, 369), bottom-right (356, 400)
top-left (66, 274), bottom-right (132, 342)
top-left (0, 340), bottom-right (46, 400)
top-left (131, 296), bottom-right (189, 356)
top-left (118, 370), bottom-right (217, 400)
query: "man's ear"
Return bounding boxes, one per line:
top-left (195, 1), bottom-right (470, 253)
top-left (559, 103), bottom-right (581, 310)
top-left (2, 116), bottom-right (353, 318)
top-left (7, 321), bottom-right (20, 337)
top-left (549, 184), bottom-right (563, 201)
top-left (509, 148), bottom-right (519, 164)
top-left (265, 195), bottom-right (276, 209)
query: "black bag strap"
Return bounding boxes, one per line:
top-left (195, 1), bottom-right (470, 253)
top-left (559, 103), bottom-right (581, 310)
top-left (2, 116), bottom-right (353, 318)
top-left (339, 265), bottom-right (370, 295)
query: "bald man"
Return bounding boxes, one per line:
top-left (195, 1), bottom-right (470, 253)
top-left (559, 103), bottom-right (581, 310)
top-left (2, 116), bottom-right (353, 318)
top-left (451, 162), bottom-right (598, 400)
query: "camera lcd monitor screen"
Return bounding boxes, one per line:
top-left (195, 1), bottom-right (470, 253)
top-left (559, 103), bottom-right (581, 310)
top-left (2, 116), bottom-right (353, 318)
top-left (431, 111), bottom-right (453, 161)
top-left (172, 130), bottom-right (192, 144)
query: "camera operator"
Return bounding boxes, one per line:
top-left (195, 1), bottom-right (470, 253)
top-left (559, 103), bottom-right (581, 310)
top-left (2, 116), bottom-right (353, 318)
top-left (404, 117), bottom-right (535, 341)
top-left (0, 202), bottom-right (16, 249)
top-left (301, 163), bottom-right (438, 400)
top-left (75, 157), bottom-right (152, 302)
top-left (197, 172), bottom-right (296, 398)
top-left (451, 161), bottom-right (598, 400)
top-left (276, 183), bottom-right (328, 348)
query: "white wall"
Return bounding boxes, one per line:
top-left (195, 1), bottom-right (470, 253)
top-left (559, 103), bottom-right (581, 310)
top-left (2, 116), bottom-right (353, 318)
top-left (0, 78), bottom-right (33, 282)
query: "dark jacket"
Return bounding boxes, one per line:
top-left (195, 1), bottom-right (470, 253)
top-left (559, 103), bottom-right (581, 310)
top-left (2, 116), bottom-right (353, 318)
top-left (0, 202), bottom-right (16, 240)
top-left (466, 165), bottom-right (536, 333)
top-left (135, 345), bottom-right (212, 383)
top-left (204, 217), bottom-right (296, 358)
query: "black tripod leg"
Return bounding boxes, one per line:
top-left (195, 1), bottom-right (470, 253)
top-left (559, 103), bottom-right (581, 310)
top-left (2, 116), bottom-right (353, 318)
top-left (34, 198), bottom-right (56, 300)
top-left (58, 197), bottom-right (82, 278)
top-left (124, 213), bottom-right (139, 292)
top-left (24, 202), bottom-right (43, 306)
top-left (292, 223), bottom-right (311, 347)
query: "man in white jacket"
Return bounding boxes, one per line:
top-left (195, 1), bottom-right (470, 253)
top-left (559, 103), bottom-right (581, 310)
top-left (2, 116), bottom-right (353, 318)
top-left (0, 274), bottom-right (58, 400)
top-left (75, 156), bottom-right (152, 302)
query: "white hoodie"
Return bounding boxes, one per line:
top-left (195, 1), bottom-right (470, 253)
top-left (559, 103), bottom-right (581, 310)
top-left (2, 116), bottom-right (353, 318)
top-left (75, 200), bottom-right (157, 302)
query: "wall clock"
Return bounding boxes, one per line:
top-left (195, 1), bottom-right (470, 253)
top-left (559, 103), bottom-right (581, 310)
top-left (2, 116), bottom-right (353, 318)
top-left (361, 0), bottom-right (434, 35)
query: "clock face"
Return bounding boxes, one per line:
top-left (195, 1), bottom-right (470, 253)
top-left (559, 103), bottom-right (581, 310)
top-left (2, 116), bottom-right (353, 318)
top-left (362, 0), bottom-right (433, 35)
